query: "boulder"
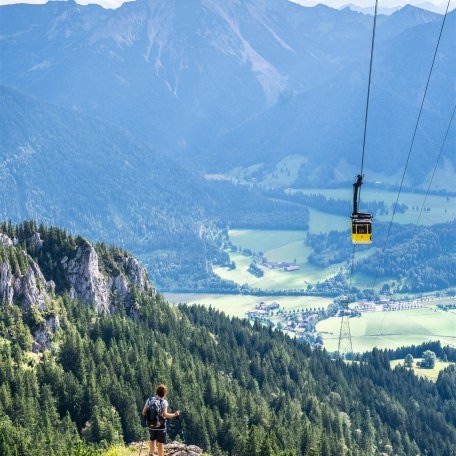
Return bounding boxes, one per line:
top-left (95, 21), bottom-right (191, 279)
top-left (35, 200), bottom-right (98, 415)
top-left (0, 233), bottom-right (13, 247)
top-left (130, 440), bottom-right (203, 456)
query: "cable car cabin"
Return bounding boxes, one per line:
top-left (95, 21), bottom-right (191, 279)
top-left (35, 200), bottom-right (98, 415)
top-left (351, 216), bottom-right (372, 244)
top-left (351, 175), bottom-right (373, 244)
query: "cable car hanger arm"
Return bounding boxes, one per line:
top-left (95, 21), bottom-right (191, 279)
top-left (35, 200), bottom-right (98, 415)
top-left (352, 174), bottom-right (363, 216)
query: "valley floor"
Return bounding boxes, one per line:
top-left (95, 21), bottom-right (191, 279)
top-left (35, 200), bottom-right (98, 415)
top-left (316, 304), bottom-right (456, 352)
top-left (166, 293), bottom-right (456, 353)
top-left (164, 293), bottom-right (332, 318)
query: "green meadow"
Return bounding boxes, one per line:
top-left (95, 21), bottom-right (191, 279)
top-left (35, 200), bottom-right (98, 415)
top-left (200, 188), bottom-right (454, 349)
top-left (164, 293), bottom-right (333, 318)
top-left (215, 224), bottom-right (348, 291)
top-left (390, 358), bottom-right (454, 382)
top-left (214, 187), bottom-right (454, 293)
top-left (316, 306), bottom-right (456, 353)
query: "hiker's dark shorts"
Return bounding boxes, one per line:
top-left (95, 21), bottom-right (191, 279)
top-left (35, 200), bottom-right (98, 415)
top-left (149, 426), bottom-right (166, 444)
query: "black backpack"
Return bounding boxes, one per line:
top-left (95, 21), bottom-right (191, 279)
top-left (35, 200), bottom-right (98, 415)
top-left (144, 396), bottom-right (163, 428)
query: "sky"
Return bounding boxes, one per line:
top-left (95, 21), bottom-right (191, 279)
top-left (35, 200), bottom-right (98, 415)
top-left (0, 0), bottom-right (450, 13)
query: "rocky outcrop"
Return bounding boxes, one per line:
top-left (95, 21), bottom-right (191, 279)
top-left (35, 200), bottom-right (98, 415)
top-left (12, 256), bottom-right (50, 311)
top-left (125, 256), bottom-right (154, 294)
top-left (66, 240), bottom-right (155, 313)
top-left (26, 232), bottom-right (43, 249)
top-left (67, 241), bottom-right (111, 313)
top-left (0, 234), bottom-right (57, 350)
top-left (0, 245), bottom-right (50, 311)
top-left (34, 314), bottom-right (60, 351)
top-left (165, 442), bottom-right (203, 456)
top-left (0, 233), bottom-right (13, 247)
top-left (0, 259), bottom-right (15, 303)
top-left (1, 228), bottom-right (156, 347)
top-left (131, 441), bottom-right (203, 456)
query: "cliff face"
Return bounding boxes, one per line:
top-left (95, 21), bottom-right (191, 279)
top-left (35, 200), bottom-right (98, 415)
top-left (0, 246), bottom-right (50, 310)
top-left (0, 224), bottom-right (155, 349)
top-left (65, 240), bottom-right (154, 313)
top-left (66, 241), bottom-right (111, 313)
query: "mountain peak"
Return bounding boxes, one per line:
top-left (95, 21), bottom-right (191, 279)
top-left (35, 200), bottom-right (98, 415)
top-left (392, 3), bottom-right (440, 19)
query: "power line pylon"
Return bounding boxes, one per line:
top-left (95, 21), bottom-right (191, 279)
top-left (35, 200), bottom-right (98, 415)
top-left (338, 312), bottom-right (353, 356)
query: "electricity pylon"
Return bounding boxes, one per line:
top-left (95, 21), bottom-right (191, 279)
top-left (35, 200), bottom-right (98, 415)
top-left (337, 312), bottom-right (353, 356)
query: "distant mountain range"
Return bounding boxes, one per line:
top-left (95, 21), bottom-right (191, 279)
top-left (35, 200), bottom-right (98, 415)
top-left (292, 0), bottom-right (452, 15)
top-left (338, 1), bottom-right (451, 15)
top-left (205, 6), bottom-right (455, 187)
top-left (1, 0), bottom-right (454, 190)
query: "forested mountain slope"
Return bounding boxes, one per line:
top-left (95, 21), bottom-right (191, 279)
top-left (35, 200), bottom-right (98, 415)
top-left (0, 86), bottom-right (309, 290)
top-left (1, 222), bottom-right (455, 455)
top-left (305, 220), bottom-right (456, 292)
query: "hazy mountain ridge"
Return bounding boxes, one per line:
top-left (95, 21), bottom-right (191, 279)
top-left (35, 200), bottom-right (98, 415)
top-left (0, 84), bottom-right (225, 289)
top-left (205, 8), bottom-right (455, 187)
top-left (0, 85), bottom-right (313, 290)
top-left (1, 0), bottom-right (454, 289)
top-left (1, 0), bottom-right (444, 159)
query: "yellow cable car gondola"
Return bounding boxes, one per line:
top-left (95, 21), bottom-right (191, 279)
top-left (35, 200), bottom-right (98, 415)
top-left (351, 174), bottom-right (372, 244)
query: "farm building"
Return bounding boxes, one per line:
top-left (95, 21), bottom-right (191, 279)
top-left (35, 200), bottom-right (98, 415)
top-left (258, 301), bottom-right (280, 311)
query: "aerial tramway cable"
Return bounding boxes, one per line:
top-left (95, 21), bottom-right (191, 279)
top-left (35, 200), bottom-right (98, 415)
top-left (371, 0), bottom-right (452, 292)
top-left (339, 0), bottom-right (379, 354)
top-left (349, 0), bottom-right (378, 246)
top-left (359, 0), bottom-right (378, 177)
top-left (376, 104), bottom-right (455, 336)
top-left (409, 104), bottom-right (455, 240)
top-left (346, 0), bottom-right (378, 297)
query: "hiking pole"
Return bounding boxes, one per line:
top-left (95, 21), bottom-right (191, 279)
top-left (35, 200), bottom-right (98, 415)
top-left (177, 415), bottom-right (189, 456)
top-left (138, 425), bottom-right (148, 456)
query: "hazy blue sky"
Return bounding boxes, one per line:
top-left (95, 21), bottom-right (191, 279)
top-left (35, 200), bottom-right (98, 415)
top-left (0, 0), bottom-right (450, 11)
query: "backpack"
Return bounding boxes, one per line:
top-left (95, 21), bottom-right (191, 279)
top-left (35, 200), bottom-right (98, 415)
top-left (144, 396), bottom-right (163, 428)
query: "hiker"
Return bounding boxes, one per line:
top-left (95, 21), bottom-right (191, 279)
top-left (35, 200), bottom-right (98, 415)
top-left (142, 384), bottom-right (180, 456)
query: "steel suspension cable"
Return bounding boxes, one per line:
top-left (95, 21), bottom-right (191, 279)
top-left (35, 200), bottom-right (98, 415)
top-left (371, 0), bottom-right (452, 291)
top-left (376, 104), bottom-right (455, 336)
top-left (360, 0), bottom-right (379, 177)
top-left (410, 104), bottom-right (455, 238)
top-left (345, 0), bottom-right (379, 303)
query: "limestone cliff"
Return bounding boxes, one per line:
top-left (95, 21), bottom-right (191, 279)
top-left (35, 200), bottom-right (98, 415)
top-left (66, 241), bottom-right (111, 313)
top-left (65, 240), bottom-right (154, 313)
top-left (0, 224), bottom-right (155, 349)
top-left (0, 237), bottom-right (56, 349)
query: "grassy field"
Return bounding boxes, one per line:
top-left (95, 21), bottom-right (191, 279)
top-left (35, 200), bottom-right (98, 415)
top-left (228, 229), bottom-right (308, 256)
top-left (214, 250), bottom-right (345, 291)
top-left (218, 226), bottom-right (349, 291)
top-left (164, 293), bottom-right (333, 318)
top-left (219, 185), bottom-right (453, 292)
top-left (293, 187), bottom-right (455, 225)
top-left (316, 306), bottom-right (456, 353)
top-left (218, 227), bottom-right (394, 291)
top-left (307, 207), bottom-right (347, 233)
top-left (390, 358), bottom-right (454, 382)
